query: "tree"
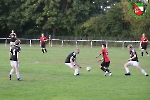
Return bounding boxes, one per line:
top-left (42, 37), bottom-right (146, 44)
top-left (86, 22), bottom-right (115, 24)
top-left (122, 0), bottom-right (150, 39)
top-left (21, 0), bottom-right (97, 38)
top-left (81, 1), bottom-right (131, 39)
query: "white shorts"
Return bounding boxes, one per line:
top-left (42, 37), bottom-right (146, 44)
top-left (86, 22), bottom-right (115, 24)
top-left (126, 61), bottom-right (140, 67)
top-left (10, 61), bottom-right (19, 68)
top-left (10, 42), bottom-right (15, 45)
top-left (65, 63), bottom-right (73, 68)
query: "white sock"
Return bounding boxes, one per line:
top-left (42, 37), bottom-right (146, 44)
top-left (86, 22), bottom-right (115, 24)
top-left (16, 72), bottom-right (20, 78)
top-left (125, 67), bottom-right (130, 73)
top-left (10, 69), bottom-right (14, 75)
top-left (74, 68), bottom-right (79, 75)
top-left (141, 69), bottom-right (147, 75)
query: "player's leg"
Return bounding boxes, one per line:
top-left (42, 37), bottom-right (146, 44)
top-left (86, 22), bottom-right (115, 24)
top-left (100, 62), bottom-right (109, 76)
top-left (124, 61), bottom-right (131, 75)
top-left (141, 46), bottom-right (144, 57)
top-left (65, 63), bottom-right (78, 76)
top-left (105, 62), bottom-right (112, 76)
top-left (65, 63), bottom-right (73, 68)
top-left (14, 61), bottom-right (22, 80)
top-left (9, 61), bottom-right (15, 80)
top-left (144, 45), bottom-right (149, 56)
top-left (44, 44), bottom-right (47, 52)
top-left (134, 63), bottom-right (148, 76)
top-left (100, 62), bottom-right (106, 72)
top-left (73, 63), bottom-right (80, 76)
top-left (44, 48), bottom-right (47, 52)
top-left (41, 44), bottom-right (45, 53)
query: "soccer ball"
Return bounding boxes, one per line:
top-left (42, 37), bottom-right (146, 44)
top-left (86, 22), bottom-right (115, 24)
top-left (86, 66), bottom-right (91, 71)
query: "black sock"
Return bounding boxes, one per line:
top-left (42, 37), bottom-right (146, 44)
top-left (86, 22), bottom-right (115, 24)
top-left (101, 67), bottom-right (106, 72)
top-left (42, 49), bottom-right (44, 53)
top-left (141, 52), bottom-right (143, 56)
top-left (45, 49), bottom-right (47, 52)
top-left (146, 51), bottom-right (149, 55)
top-left (106, 69), bottom-right (111, 73)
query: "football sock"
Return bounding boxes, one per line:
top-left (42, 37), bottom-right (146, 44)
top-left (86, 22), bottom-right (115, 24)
top-left (74, 68), bottom-right (79, 75)
top-left (106, 69), bottom-right (111, 73)
top-left (42, 49), bottom-right (44, 53)
top-left (146, 51), bottom-right (149, 55)
top-left (16, 72), bottom-right (20, 78)
top-left (141, 52), bottom-right (143, 56)
top-left (125, 67), bottom-right (130, 73)
top-left (141, 69), bottom-right (147, 75)
top-left (10, 69), bottom-right (14, 75)
top-left (45, 49), bottom-right (47, 52)
top-left (101, 67), bottom-right (106, 72)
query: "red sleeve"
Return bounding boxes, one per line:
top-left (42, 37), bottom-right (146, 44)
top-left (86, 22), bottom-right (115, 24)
top-left (44, 37), bottom-right (47, 40)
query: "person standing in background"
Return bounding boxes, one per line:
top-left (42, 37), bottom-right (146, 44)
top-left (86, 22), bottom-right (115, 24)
top-left (9, 30), bottom-right (17, 51)
top-left (40, 33), bottom-right (48, 53)
top-left (140, 33), bottom-right (149, 57)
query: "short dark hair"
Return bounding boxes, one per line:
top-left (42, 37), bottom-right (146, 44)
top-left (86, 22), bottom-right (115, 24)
top-left (102, 44), bottom-right (106, 48)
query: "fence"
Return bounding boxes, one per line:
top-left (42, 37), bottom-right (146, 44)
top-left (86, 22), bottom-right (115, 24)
top-left (0, 38), bottom-right (148, 48)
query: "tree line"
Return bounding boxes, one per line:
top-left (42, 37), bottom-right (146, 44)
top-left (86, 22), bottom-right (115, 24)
top-left (0, 0), bottom-right (149, 40)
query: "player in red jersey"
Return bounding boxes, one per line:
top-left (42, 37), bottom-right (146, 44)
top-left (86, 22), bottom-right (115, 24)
top-left (40, 33), bottom-right (47, 53)
top-left (95, 44), bottom-right (112, 76)
top-left (140, 33), bottom-right (149, 57)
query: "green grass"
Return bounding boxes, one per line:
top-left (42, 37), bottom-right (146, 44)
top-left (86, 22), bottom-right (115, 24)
top-left (0, 45), bottom-right (150, 100)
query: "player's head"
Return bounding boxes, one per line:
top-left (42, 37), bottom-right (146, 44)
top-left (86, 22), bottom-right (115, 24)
top-left (15, 40), bottom-right (21, 45)
top-left (127, 44), bottom-right (133, 50)
top-left (102, 44), bottom-right (106, 49)
top-left (142, 33), bottom-right (145, 37)
top-left (11, 30), bottom-right (15, 33)
top-left (75, 48), bottom-right (80, 54)
top-left (41, 33), bottom-right (44, 37)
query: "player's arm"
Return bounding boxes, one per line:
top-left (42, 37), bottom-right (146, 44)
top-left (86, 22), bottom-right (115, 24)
top-left (40, 38), bottom-right (42, 45)
top-left (44, 37), bottom-right (48, 42)
top-left (74, 60), bottom-right (82, 68)
top-left (97, 57), bottom-right (103, 62)
top-left (95, 52), bottom-right (102, 58)
top-left (140, 38), bottom-right (142, 48)
top-left (9, 52), bottom-right (11, 58)
top-left (17, 52), bottom-right (20, 63)
top-left (70, 56), bottom-right (74, 66)
top-left (9, 33), bottom-right (12, 37)
top-left (128, 53), bottom-right (136, 61)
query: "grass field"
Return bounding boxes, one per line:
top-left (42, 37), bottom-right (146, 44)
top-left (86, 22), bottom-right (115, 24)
top-left (0, 45), bottom-right (150, 100)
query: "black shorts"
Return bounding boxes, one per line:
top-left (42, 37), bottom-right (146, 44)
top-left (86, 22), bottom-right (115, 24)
top-left (101, 61), bottom-right (110, 67)
top-left (141, 45), bottom-right (147, 50)
top-left (41, 44), bottom-right (46, 48)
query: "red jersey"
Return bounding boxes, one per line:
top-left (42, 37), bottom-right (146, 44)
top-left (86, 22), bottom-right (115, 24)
top-left (101, 48), bottom-right (110, 62)
top-left (40, 36), bottom-right (47, 44)
top-left (140, 37), bottom-right (148, 46)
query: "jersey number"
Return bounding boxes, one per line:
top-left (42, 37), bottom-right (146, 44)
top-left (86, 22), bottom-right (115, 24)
top-left (13, 49), bottom-right (16, 55)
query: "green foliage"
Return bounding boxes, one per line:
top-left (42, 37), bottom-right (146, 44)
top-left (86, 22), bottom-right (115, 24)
top-left (0, 0), bottom-right (150, 39)
top-left (81, 2), bottom-right (131, 39)
top-left (122, 0), bottom-right (150, 39)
